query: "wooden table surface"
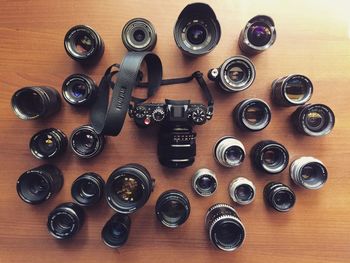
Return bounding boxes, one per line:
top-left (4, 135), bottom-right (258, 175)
top-left (1, 0), bottom-right (350, 262)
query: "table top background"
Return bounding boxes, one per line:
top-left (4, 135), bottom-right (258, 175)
top-left (0, 0), bottom-right (349, 262)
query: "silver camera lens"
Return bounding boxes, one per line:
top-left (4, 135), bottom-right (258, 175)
top-left (214, 136), bottom-right (245, 167)
top-left (192, 168), bottom-right (217, 197)
top-left (290, 157), bottom-right (328, 190)
top-left (229, 177), bottom-right (256, 205)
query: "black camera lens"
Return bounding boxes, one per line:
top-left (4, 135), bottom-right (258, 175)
top-left (11, 86), bottom-right (61, 120)
top-left (16, 164), bottom-right (63, 205)
top-left (233, 98), bottom-right (271, 131)
top-left (71, 172), bottom-right (105, 206)
top-left (64, 25), bottom-right (104, 63)
top-left (229, 177), bottom-right (256, 205)
top-left (252, 140), bottom-right (289, 174)
top-left (102, 213), bottom-right (131, 248)
top-left (238, 15), bottom-right (276, 55)
top-left (292, 104), bottom-right (335, 136)
top-left (70, 125), bottom-right (105, 159)
top-left (208, 56), bottom-right (256, 93)
top-left (205, 204), bottom-right (245, 252)
top-left (192, 168), bottom-right (217, 197)
top-left (214, 136), bottom-right (245, 167)
top-left (174, 3), bottom-right (221, 56)
top-left (155, 190), bottom-right (190, 228)
top-left (30, 128), bottom-right (67, 159)
top-left (105, 164), bottom-right (154, 214)
top-left (47, 202), bottom-right (85, 239)
top-left (122, 18), bottom-right (157, 51)
top-left (62, 74), bottom-right (97, 106)
top-left (264, 182), bottom-right (296, 212)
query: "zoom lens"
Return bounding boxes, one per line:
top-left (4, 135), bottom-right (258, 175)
top-left (102, 213), bottom-right (131, 248)
top-left (208, 56), bottom-right (256, 92)
top-left (105, 164), bottom-right (154, 214)
top-left (11, 86), bottom-right (61, 120)
top-left (205, 203), bottom-right (245, 252)
top-left (264, 182), bottom-right (296, 212)
top-left (292, 104), bottom-right (335, 136)
top-left (192, 168), bottom-right (217, 197)
top-left (155, 190), bottom-right (190, 228)
top-left (233, 98), bottom-right (271, 131)
top-left (174, 3), bottom-right (221, 56)
top-left (70, 125), bottom-right (105, 159)
top-left (238, 15), bottom-right (276, 55)
top-left (229, 177), bottom-right (256, 205)
top-left (290, 157), bottom-right (328, 189)
top-left (251, 140), bottom-right (289, 174)
top-left (62, 74), bottom-right (97, 106)
top-left (16, 164), bottom-right (63, 205)
top-left (214, 136), bottom-right (245, 167)
top-left (47, 202), bottom-right (85, 239)
top-left (122, 18), bottom-right (157, 51)
top-left (64, 25), bottom-right (104, 63)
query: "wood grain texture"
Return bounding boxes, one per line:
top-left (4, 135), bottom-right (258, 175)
top-left (0, 0), bottom-right (350, 262)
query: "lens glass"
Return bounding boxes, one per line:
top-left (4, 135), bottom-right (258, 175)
top-left (305, 110), bottom-right (327, 132)
top-left (273, 190), bottom-right (294, 210)
top-left (113, 174), bottom-right (143, 203)
top-left (243, 105), bottom-right (265, 125)
top-left (198, 175), bottom-right (215, 190)
top-left (247, 22), bottom-right (272, 46)
top-left (227, 63), bottom-right (248, 83)
top-left (133, 29), bottom-right (146, 42)
top-left (285, 78), bottom-right (308, 101)
top-left (214, 221), bottom-right (244, 249)
top-left (79, 180), bottom-right (98, 199)
top-left (234, 184), bottom-right (254, 202)
top-left (186, 24), bottom-right (207, 45)
top-left (15, 89), bottom-right (44, 118)
top-left (52, 213), bottom-right (74, 234)
top-left (301, 163), bottom-right (325, 187)
top-left (19, 172), bottom-right (50, 202)
top-left (262, 147), bottom-right (284, 171)
top-left (70, 82), bottom-right (87, 98)
top-left (225, 146), bottom-right (244, 165)
top-left (160, 200), bottom-right (185, 224)
top-left (73, 130), bottom-right (98, 155)
top-left (74, 33), bottom-right (94, 55)
top-left (33, 133), bottom-right (58, 157)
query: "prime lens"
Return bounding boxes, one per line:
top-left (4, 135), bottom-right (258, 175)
top-left (214, 136), bottom-right (245, 167)
top-left (229, 177), bottom-right (256, 205)
top-left (192, 168), bottom-right (217, 197)
top-left (62, 74), bottom-right (97, 106)
top-left (264, 182), bottom-right (296, 212)
top-left (102, 213), bottom-right (131, 248)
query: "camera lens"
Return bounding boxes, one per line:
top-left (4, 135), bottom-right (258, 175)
top-left (62, 74), bottom-right (97, 106)
top-left (251, 140), bottom-right (289, 174)
top-left (290, 157), bottom-right (328, 189)
top-left (192, 168), bottom-right (217, 197)
top-left (47, 202), bottom-right (85, 239)
top-left (16, 164), bottom-right (63, 205)
top-left (30, 128), bottom-right (67, 159)
top-left (155, 190), bottom-right (190, 228)
top-left (229, 177), bottom-right (256, 205)
top-left (208, 56), bottom-right (256, 92)
top-left (214, 136), bottom-right (245, 167)
top-left (238, 15), bottom-right (276, 55)
top-left (205, 203), bottom-right (245, 252)
top-left (105, 164), bottom-right (154, 214)
top-left (70, 125), bottom-right (105, 159)
top-left (174, 3), bottom-right (221, 56)
top-left (292, 104), bottom-right (335, 136)
top-left (64, 25), bottom-right (104, 63)
top-left (11, 86), bottom-right (61, 120)
top-left (122, 18), bottom-right (157, 51)
top-left (272, 74), bottom-right (313, 106)
top-left (71, 172), bottom-right (105, 206)
top-left (102, 213), bottom-right (131, 248)
top-left (233, 98), bottom-right (271, 131)
top-left (264, 182), bottom-right (296, 212)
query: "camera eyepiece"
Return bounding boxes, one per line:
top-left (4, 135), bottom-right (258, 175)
top-left (62, 74), bottom-right (97, 106)
top-left (238, 15), bottom-right (276, 55)
top-left (264, 182), bottom-right (296, 212)
top-left (16, 164), bottom-right (63, 205)
top-left (192, 168), bottom-right (217, 197)
top-left (229, 177), bottom-right (256, 205)
top-left (11, 86), bottom-right (61, 120)
top-left (214, 136), bottom-right (245, 167)
top-left (102, 213), bottom-right (131, 248)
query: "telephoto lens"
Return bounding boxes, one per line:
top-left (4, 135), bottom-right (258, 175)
top-left (122, 18), bottom-right (157, 51)
top-left (155, 190), bottom-right (190, 228)
top-left (71, 172), bottom-right (105, 206)
top-left (272, 74), bottom-right (313, 106)
top-left (251, 140), bottom-right (289, 174)
top-left (105, 164), bottom-right (154, 214)
top-left (292, 104), bottom-right (335, 136)
top-left (208, 56), bottom-right (256, 92)
top-left (64, 25), bottom-right (104, 63)
top-left (214, 136), bottom-right (245, 167)
top-left (30, 128), bottom-right (67, 159)
top-left (16, 164), bottom-right (63, 205)
top-left (229, 177), bottom-right (256, 205)
top-left (264, 182), bottom-right (296, 212)
top-left (47, 202), bottom-right (85, 239)
top-left (11, 86), bottom-right (61, 120)
top-left (233, 98), bottom-right (271, 131)
top-left (192, 168), bottom-right (217, 197)
top-left (238, 15), bottom-right (276, 55)
top-left (70, 125), bottom-right (105, 159)
top-left (290, 157), bottom-right (328, 190)
top-left (205, 203), bottom-right (245, 252)
top-left (62, 74), bottom-right (97, 106)
top-left (102, 213), bottom-right (131, 248)
top-left (173, 2), bottom-right (221, 56)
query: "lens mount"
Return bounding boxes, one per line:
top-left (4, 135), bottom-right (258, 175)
top-left (102, 213), bottom-right (131, 248)
top-left (214, 136), bottom-right (245, 167)
top-left (229, 177), bottom-right (256, 205)
top-left (192, 168), bottom-right (217, 197)
top-left (62, 74), bottom-right (97, 106)
top-left (264, 182), bottom-right (296, 212)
